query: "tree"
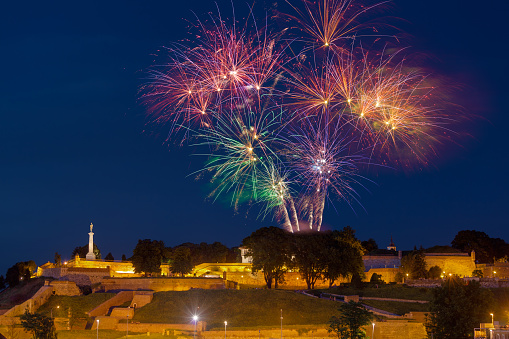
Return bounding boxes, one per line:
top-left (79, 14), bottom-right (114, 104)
top-left (0, 275), bottom-right (5, 290)
top-left (170, 246), bottom-right (193, 276)
top-left (20, 310), bottom-right (57, 339)
top-left (54, 253), bottom-right (62, 267)
top-left (369, 273), bottom-right (384, 285)
top-left (394, 272), bottom-right (404, 283)
top-left (361, 239), bottom-right (378, 254)
top-left (121, 254), bottom-right (127, 261)
top-left (428, 265), bottom-right (442, 279)
top-left (323, 230), bottom-right (365, 288)
top-left (104, 252), bottom-right (114, 261)
top-left (400, 250), bottom-right (427, 279)
top-left (472, 269), bottom-right (483, 278)
top-left (291, 231), bottom-right (328, 289)
top-left (451, 230), bottom-right (509, 263)
top-left (425, 278), bottom-right (494, 339)
top-left (242, 227), bottom-right (292, 289)
top-left (5, 261), bottom-right (36, 287)
top-left (71, 243), bottom-right (101, 259)
top-left (131, 239), bottom-right (165, 276)
top-left (328, 301), bottom-right (373, 339)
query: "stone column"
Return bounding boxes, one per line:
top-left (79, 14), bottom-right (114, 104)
top-left (86, 223), bottom-right (95, 260)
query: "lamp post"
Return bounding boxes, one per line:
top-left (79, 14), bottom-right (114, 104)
top-left (193, 315), bottom-right (198, 339)
top-left (224, 321), bottom-right (227, 339)
top-left (372, 323), bottom-right (375, 339)
top-left (96, 319), bottom-right (99, 339)
top-left (280, 309), bottom-right (283, 339)
top-left (490, 313), bottom-right (494, 326)
top-left (126, 314), bottom-right (129, 338)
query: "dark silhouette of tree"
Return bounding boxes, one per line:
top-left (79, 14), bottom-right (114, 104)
top-left (175, 242), bottom-right (231, 265)
top-left (131, 239), bottom-right (165, 276)
top-left (369, 273), bottom-right (384, 284)
top-left (242, 226), bottom-right (292, 289)
top-left (71, 243), bottom-right (101, 259)
top-left (400, 250), bottom-right (427, 279)
top-left (361, 238), bottom-right (378, 254)
top-left (328, 301), bottom-right (373, 339)
top-left (428, 266), bottom-right (442, 279)
top-left (425, 278), bottom-right (493, 339)
top-left (170, 247), bottom-right (193, 276)
top-left (451, 230), bottom-right (509, 263)
top-left (292, 231), bottom-right (328, 289)
top-left (5, 261), bottom-right (35, 287)
top-left (121, 254), bottom-right (127, 262)
top-left (20, 310), bottom-right (57, 339)
top-left (472, 269), bottom-right (483, 278)
top-left (0, 275), bottom-right (5, 290)
top-left (54, 253), bottom-right (61, 267)
top-left (104, 252), bottom-right (114, 261)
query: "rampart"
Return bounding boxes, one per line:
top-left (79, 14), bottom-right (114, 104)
top-left (88, 291), bottom-right (134, 317)
top-left (424, 252), bottom-right (475, 277)
top-left (100, 277), bottom-right (225, 292)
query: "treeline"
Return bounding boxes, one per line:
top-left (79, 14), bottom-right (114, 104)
top-left (242, 226), bottom-right (365, 289)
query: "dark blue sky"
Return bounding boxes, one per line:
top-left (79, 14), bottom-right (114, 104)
top-left (1, 0), bottom-right (507, 275)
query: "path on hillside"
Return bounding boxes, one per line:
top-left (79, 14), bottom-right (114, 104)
top-left (296, 290), bottom-right (403, 318)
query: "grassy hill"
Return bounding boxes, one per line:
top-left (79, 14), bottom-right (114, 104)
top-left (0, 278), bottom-right (46, 310)
top-left (37, 293), bottom-right (115, 319)
top-left (315, 285), bottom-right (433, 301)
top-left (133, 289), bottom-right (339, 329)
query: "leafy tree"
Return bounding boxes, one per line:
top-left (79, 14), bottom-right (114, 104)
top-left (472, 269), bottom-right (483, 278)
top-left (54, 253), bottom-right (62, 267)
top-left (361, 239), bottom-right (378, 254)
top-left (451, 230), bottom-right (509, 263)
top-left (20, 310), bottom-right (57, 339)
top-left (104, 252), bottom-right (114, 261)
top-left (369, 273), bottom-right (385, 284)
top-left (400, 250), bottom-right (427, 279)
top-left (428, 265), bottom-right (442, 279)
top-left (323, 230), bottom-right (365, 288)
top-left (131, 239), bottom-right (165, 276)
top-left (425, 278), bottom-right (494, 339)
top-left (242, 227), bottom-right (292, 289)
top-left (394, 272), bottom-right (404, 283)
top-left (6, 261), bottom-right (35, 287)
top-left (0, 275), bottom-right (5, 290)
top-left (121, 254), bottom-right (127, 261)
top-left (291, 231), bottom-right (329, 289)
top-left (350, 272), bottom-right (364, 289)
top-left (71, 243), bottom-right (101, 259)
top-left (170, 246), bottom-right (193, 276)
top-left (328, 301), bottom-right (373, 339)
top-left (176, 242), bottom-right (230, 265)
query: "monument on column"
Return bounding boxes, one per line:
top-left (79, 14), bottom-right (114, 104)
top-left (86, 223), bottom-right (96, 260)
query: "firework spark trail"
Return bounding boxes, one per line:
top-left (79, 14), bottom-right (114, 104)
top-left (142, 0), bottom-right (456, 232)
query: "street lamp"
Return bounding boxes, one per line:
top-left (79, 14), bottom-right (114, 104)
top-left (372, 323), bottom-right (375, 339)
top-left (126, 314), bottom-right (129, 338)
top-left (490, 313), bottom-right (494, 326)
top-left (96, 319), bottom-right (99, 339)
top-left (280, 309), bottom-right (283, 339)
top-left (193, 315), bottom-right (199, 339)
top-left (224, 321), bottom-right (227, 339)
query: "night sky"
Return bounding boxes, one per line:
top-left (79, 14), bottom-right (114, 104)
top-left (1, 0), bottom-right (508, 275)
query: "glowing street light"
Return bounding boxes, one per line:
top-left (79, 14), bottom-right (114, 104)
top-left (280, 309), bottom-right (283, 339)
top-left (372, 323), bottom-right (375, 339)
top-left (193, 315), bottom-right (199, 339)
top-left (224, 321), bottom-right (227, 339)
top-left (96, 319), bottom-right (99, 339)
top-left (490, 313), bottom-right (494, 325)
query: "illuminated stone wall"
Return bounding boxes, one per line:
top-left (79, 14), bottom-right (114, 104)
top-left (100, 277), bottom-right (225, 292)
top-left (424, 253), bottom-right (475, 277)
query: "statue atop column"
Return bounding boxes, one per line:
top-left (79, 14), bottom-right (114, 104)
top-left (86, 223), bottom-right (96, 260)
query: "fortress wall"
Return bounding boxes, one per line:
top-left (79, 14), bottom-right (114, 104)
top-left (363, 256), bottom-right (401, 269)
top-left (101, 277), bottom-right (225, 292)
top-left (424, 254), bottom-right (475, 277)
top-left (49, 281), bottom-right (81, 296)
top-left (365, 268), bottom-right (399, 283)
top-left (88, 291), bottom-right (134, 317)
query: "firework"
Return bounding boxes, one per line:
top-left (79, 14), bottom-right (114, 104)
top-left (142, 0), bottom-right (454, 232)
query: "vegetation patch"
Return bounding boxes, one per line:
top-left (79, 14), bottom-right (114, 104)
top-left (361, 300), bottom-right (430, 315)
top-left (37, 293), bottom-right (115, 320)
top-left (317, 284), bottom-right (433, 301)
top-left (0, 278), bottom-right (46, 310)
top-left (133, 289), bottom-right (338, 328)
